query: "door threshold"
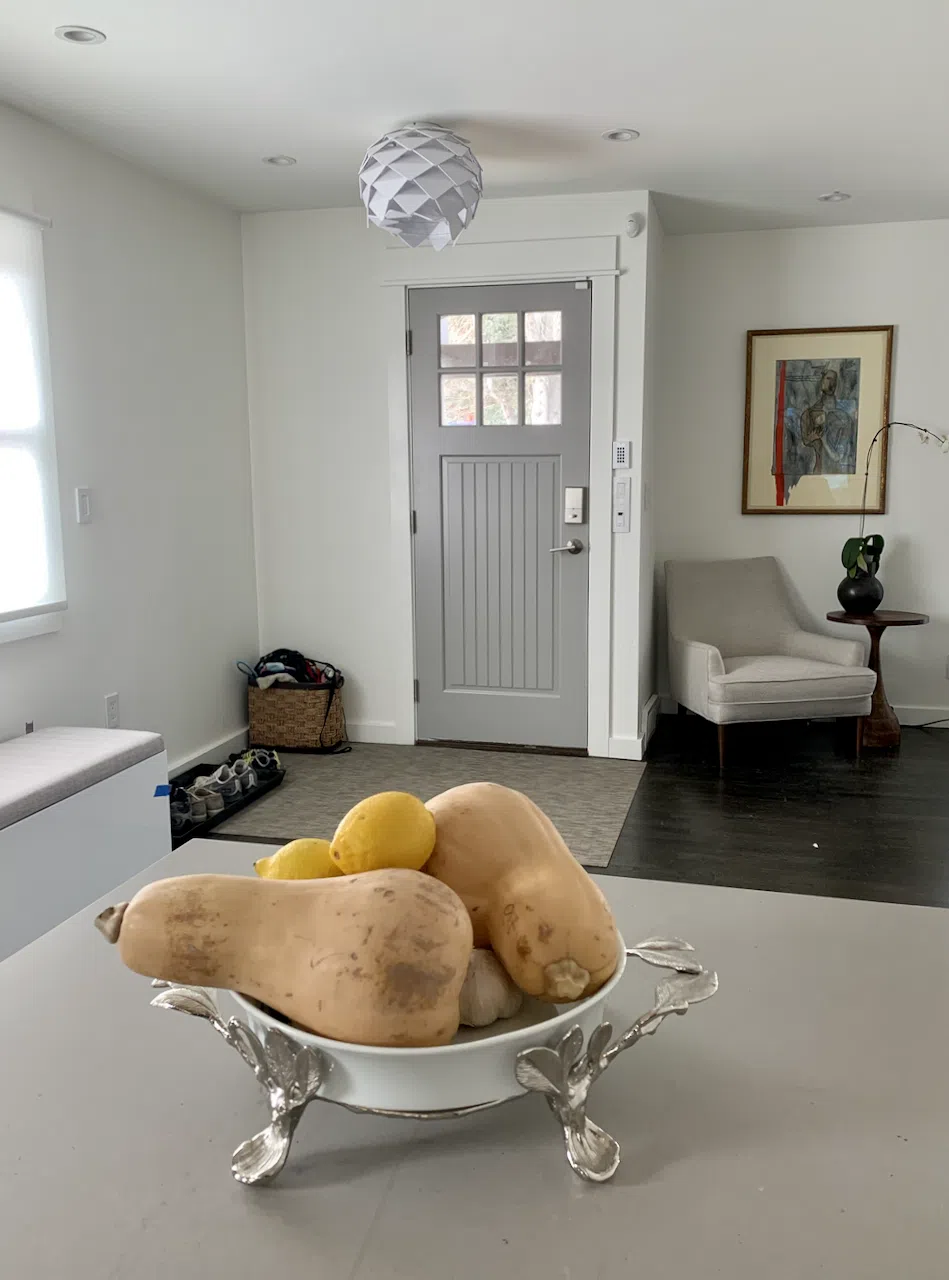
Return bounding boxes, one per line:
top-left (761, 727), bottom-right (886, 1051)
top-left (415, 738), bottom-right (588, 758)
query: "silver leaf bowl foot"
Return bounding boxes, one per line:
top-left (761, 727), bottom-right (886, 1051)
top-left (232, 1110), bottom-right (304, 1185)
top-left (150, 985), bottom-right (326, 1186)
top-left (515, 939), bottom-right (718, 1183)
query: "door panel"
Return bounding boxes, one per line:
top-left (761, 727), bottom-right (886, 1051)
top-left (440, 457), bottom-right (559, 693)
top-left (410, 281), bottom-right (591, 748)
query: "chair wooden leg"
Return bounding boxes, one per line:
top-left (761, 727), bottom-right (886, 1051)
top-left (856, 716), bottom-right (864, 760)
top-left (717, 724), bottom-right (726, 771)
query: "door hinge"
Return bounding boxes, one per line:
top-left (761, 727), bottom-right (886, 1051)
top-left (410, 509), bottom-right (417, 534)
top-left (405, 329), bottom-right (413, 357)
top-left (413, 678), bottom-right (420, 703)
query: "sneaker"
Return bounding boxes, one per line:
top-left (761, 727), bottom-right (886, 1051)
top-left (208, 764), bottom-right (241, 801)
top-left (231, 759), bottom-right (257, 793)
top-left (187, 785), bottom-right (223, 821)
top-left (186, 788), bottom-right (206, 823)
top-left (169, 785), bottom-right (193, 835)
top-left (244, 748), bottom-right (281, 776)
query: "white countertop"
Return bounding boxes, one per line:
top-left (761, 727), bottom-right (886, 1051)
top-left (2, 838), bottom-right (947, 1278)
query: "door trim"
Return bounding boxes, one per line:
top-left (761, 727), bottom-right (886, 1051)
top-left (383, 236), bottom-right (618, 754)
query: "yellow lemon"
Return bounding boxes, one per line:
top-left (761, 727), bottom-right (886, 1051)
top-left (254, 838), bottom-right (341, 880)
top-left (330, 791), bottom-right (436, 875)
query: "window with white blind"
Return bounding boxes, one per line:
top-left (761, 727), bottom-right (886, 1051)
top-left (0, 209), bottom-right (65, 643)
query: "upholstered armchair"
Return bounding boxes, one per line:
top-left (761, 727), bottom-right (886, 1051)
top-left (665, 557), bottom-right (876, 767)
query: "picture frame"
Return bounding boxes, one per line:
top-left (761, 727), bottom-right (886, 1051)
top-left (742, 325), bottom-right (894, 515)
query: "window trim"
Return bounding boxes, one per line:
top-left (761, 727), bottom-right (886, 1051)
top-left (0, 612), bottom-right (63, 646)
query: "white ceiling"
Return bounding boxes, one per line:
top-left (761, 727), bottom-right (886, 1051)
top-left (1, 0), bottom-right (948, 233)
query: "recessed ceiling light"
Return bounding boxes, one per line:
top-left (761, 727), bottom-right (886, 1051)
top-left (818, 190), bottom-right (851, 202)
top-left (602, 128), bottom-right (640, 143)
top-left (54, 25), bottom-right (106, 44)
top-left (262, 155), bottom-right (297, 167)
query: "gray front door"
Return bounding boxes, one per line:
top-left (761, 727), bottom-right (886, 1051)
top-left (409, 281), bottom-right (591, 748)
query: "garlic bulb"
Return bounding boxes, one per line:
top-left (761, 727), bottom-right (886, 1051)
top-left (459, 949), bottom-right (524, 1028)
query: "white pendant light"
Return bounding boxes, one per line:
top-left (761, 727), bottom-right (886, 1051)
top-left (358, 124), bottom-right (483, 251)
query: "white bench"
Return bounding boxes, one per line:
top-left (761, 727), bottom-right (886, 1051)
top-left (0, 727), bottom-right (170, 960)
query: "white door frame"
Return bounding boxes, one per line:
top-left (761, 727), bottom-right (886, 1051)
top-left (382, 235), bottom-right (619, 755)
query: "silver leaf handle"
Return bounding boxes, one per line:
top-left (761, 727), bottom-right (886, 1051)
top-left (515, 939), bottom-right (718, 1181)
top-left (150, 984), bottom-right (326, 1185)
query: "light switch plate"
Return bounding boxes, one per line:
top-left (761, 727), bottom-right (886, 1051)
top-left (75, 487), bottom-right (91, 524)
top-left (612, 475), bottom-right (631, 534)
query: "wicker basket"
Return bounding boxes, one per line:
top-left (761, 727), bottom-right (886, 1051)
top-left (248, 683), bottom-right (347, 751)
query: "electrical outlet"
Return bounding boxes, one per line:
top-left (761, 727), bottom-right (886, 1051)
top-left (105, 693), bottom-right (120, 729)
top-left (24, 721), bottom-right (33, 734)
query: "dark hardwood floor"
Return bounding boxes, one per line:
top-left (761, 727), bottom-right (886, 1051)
top-left (605, 715), bottom-right (949, 908)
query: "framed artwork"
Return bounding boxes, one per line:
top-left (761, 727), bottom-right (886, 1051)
top-left (742, 325), bottom-right (894, 514)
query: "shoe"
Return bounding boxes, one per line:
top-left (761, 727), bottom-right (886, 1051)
top-left (231, 759), bottom-right (257, 793)
top-left (208, 764), bottom-right (241, 801)
top-left (186, 788), bottom-right (206, 823)
top-left (187, 785), bottom-right (223, 821)
top-left (169, 786), bottom-right (193, 835)
top-left (244, 748), bottom-right (281, 776)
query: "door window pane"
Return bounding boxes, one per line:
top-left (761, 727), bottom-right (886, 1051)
top-left (441, 375), bottom-right (476, 425)
top-left (524, 311), bottom-right (562, 366)
top-left (481, 313), bottom-right (518, 366)
top-left (439, 314), bottom-right (476, 367)
top-left (525, 373), bottom-right (562, 425)
top-left (482, 375), bottom-right (518, 425)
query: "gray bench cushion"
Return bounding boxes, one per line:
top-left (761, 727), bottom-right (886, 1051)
top-left (0, 727), bottom-right (165, 830)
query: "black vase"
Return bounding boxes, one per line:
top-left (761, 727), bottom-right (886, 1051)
top-left (837, 571), bottom-right (884, 615)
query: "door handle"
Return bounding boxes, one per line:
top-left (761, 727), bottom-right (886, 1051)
top-left (549, 538), bottom-right (584, 555)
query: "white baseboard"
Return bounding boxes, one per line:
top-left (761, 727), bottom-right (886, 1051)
top-left (893, 706), bottom-right (949, 727)
top-left (347, 719), bottom-right (399, 744)
top-left (168, 726), bottom-right (249, 777)
top-left (608, 734), bottom-right (645, 761)
top-left (608, 696), bottom-right (659, 763)
top-left (658, 693), bottom-right (678, 715)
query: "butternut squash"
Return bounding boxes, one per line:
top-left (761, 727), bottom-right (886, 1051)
top-left (95, 868), bottom-right (473, 1047)
top-left (425, 783), bottom-right (619, 1002)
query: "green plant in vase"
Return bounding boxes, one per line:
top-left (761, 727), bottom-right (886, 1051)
top-left (838, 533), bottom-right (885, 614)
top-left (837, 422), bottom-right (949, 615)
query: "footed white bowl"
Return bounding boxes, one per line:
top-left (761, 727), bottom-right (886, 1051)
top-left (230, 940), bottom-right (627, 1112)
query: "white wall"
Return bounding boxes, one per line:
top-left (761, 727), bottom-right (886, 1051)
top-left (242, 192), bottom-right (656, 751)
top-left (0, 104), bottom-right (258, 768)
top-left (656, 219), bottom-right (949, 721)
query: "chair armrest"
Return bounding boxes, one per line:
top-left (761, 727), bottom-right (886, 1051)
top-left (783, 630), bottom-right (867, 668)
top-left (668, 636), bottom-right (725, 719)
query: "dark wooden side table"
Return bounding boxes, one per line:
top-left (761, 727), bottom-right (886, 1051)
top-left (826, 609), bottom-right (929, 750)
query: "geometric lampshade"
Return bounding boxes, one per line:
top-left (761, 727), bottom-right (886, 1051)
top-left (358, 124), bottom-right (483, 251)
